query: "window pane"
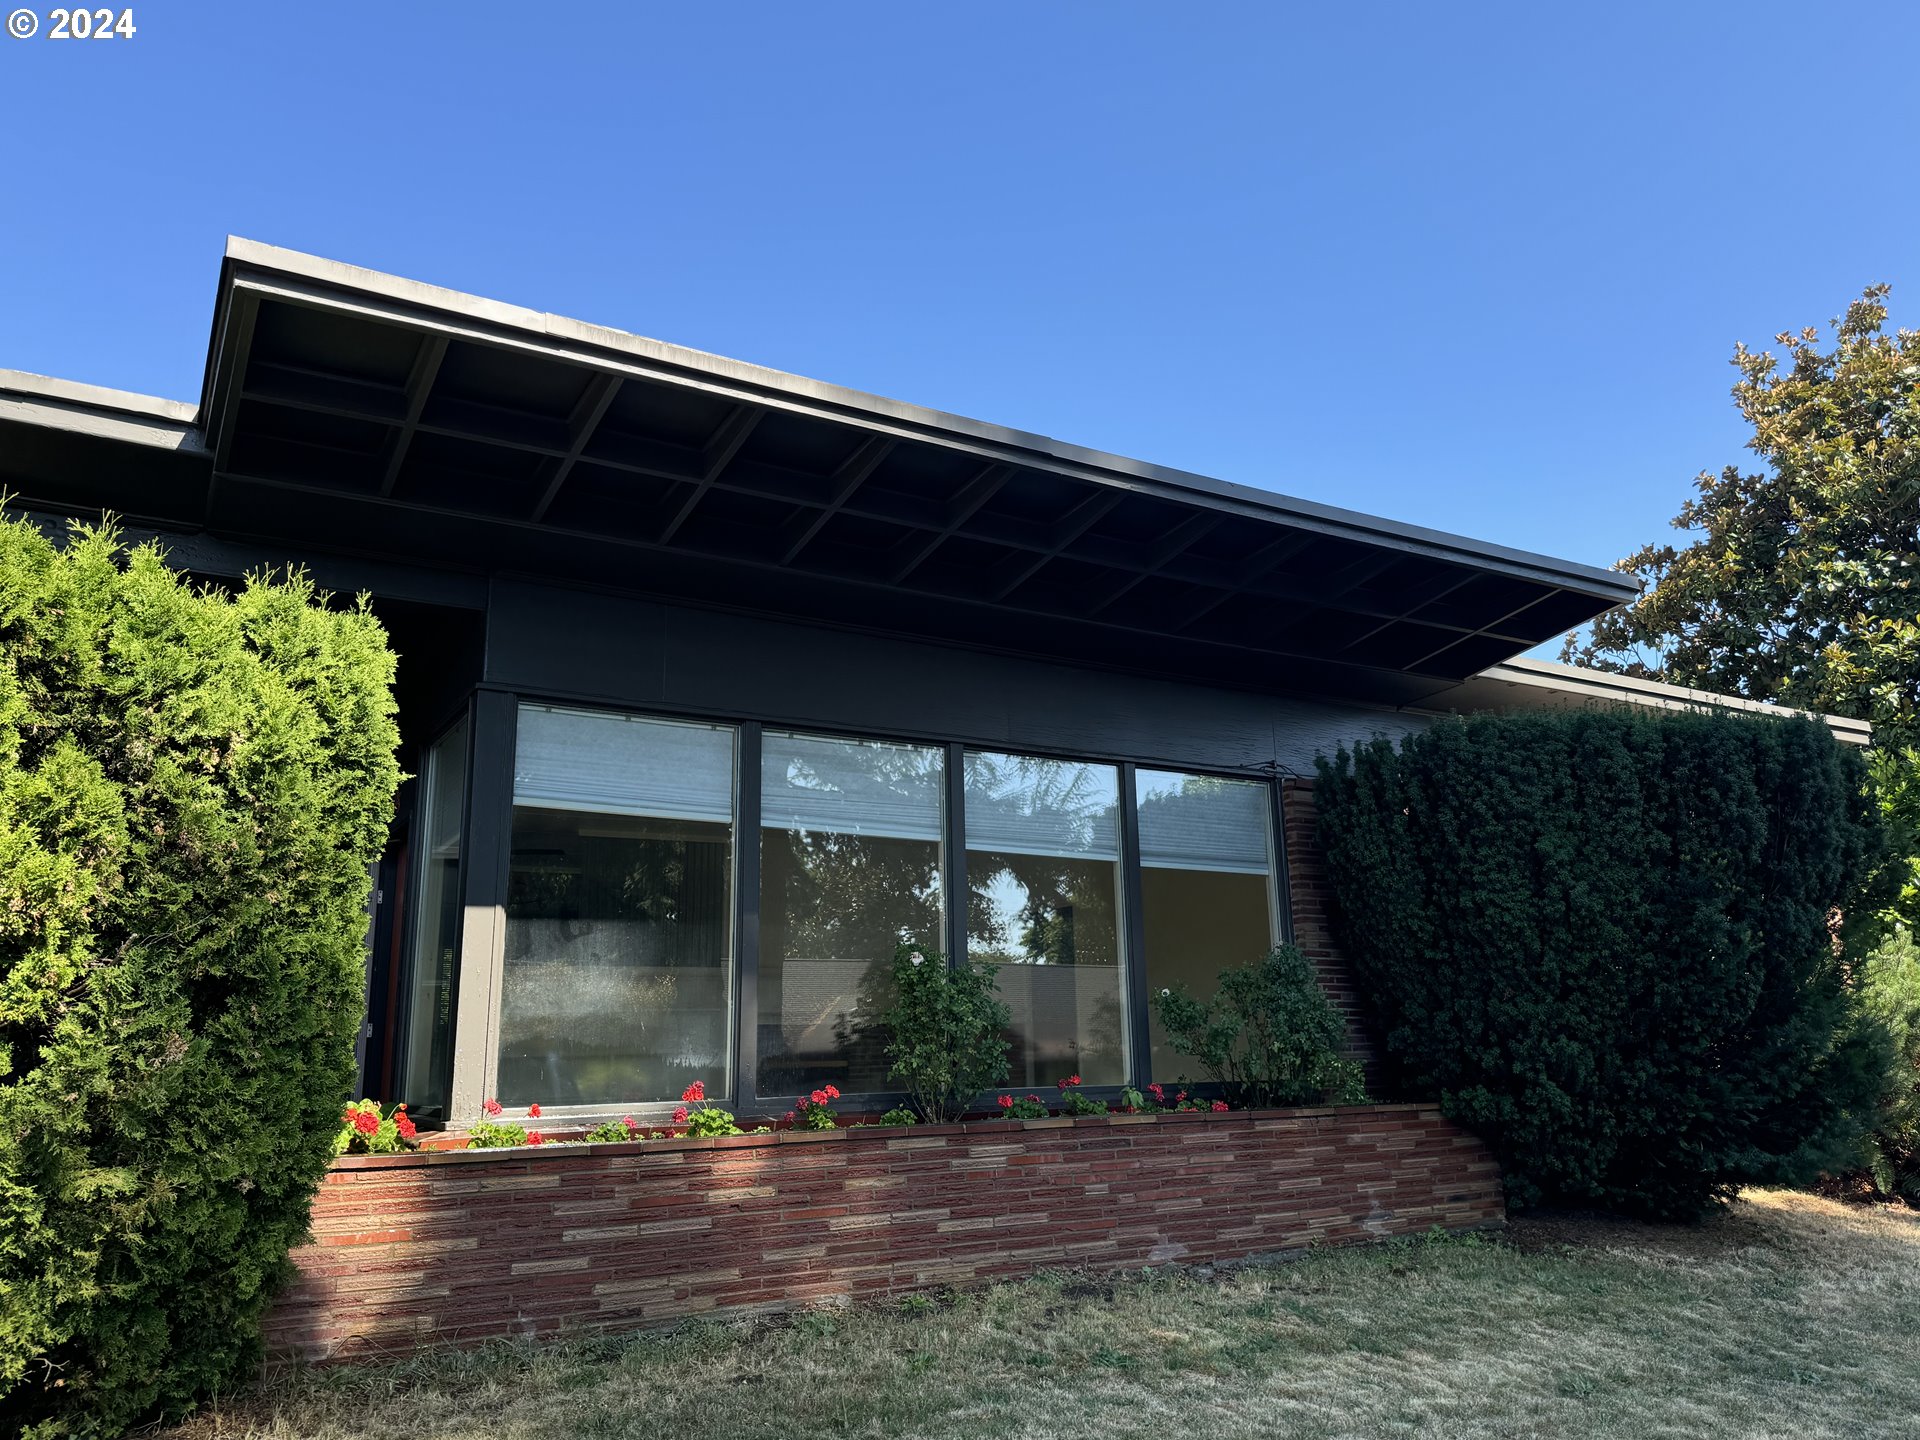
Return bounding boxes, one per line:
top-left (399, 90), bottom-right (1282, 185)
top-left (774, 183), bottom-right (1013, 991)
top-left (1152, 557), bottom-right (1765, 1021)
top-left (1137, 770), bottom-right (1277, 1082)
top-left (400, 715), bottom-right (468, 1116)
top-left (757, 733), bottom-right (944, 1097)
top-left (498, 706), bottom-right (736, 1107)
top-left (964, 752), bottom-right (1127, 1087)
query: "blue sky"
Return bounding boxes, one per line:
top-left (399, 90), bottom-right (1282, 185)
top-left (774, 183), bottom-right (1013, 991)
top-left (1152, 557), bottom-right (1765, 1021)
top-left (3, 2), bottom-right (1915, 601)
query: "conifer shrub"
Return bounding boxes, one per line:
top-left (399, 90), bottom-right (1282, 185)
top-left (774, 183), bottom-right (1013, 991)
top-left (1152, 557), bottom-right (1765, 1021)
top-left (1315, 709), bottom-right (1889, 1219)
top-left (0, 518), bottom-right (401, 1436)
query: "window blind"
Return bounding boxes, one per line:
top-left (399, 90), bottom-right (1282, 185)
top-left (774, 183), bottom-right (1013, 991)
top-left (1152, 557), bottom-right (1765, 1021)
top-left (1136, 769), bottom-right (1272, 874)
top-left (761, 731), bottom-right (944, 842)
top-left (963, 752), bottom-right (1121, 861)
top-left (513, 704), bottom-right (734, 823)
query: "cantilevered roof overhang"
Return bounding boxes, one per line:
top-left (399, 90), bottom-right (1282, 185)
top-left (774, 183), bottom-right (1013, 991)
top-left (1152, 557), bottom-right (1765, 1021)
top-left (5, 239), bottom-right (1640, 706)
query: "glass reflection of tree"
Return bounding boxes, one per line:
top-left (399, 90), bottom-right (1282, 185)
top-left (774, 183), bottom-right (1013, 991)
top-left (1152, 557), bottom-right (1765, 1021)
top-left (964, 753), bottom-right (1119, 967)
top-left (764, 739), bottom-right (944, 1092)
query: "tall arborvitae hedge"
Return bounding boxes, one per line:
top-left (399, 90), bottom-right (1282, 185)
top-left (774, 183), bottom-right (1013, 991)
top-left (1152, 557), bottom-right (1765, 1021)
top-left (1314, 709), bottom-right (1890, 1220)
top-left (0, 517), bottom-right (401, 1437)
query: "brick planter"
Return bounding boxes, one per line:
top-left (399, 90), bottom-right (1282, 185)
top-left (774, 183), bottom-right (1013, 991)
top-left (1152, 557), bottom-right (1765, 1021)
top-left (267, 1104), bottom-right (1502, 1362)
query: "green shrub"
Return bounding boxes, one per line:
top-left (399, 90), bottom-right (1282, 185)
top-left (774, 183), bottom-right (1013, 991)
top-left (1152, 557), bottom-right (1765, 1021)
top-left (1855, 927), bottom-right (1920, 1204)
top-left (1315, 709), bottom-right (1890, 1219)
top-left (876, 1106), bottom-right (918, 1127)
top-left (882, 944), bottom-right (1010, 1122)
top-left (0, 518), bottom-right (401, 1435)
top-left (1153, 945), bottom-right (1368, 1109)
top-left (583, 1116), bottom-right (642, 1144)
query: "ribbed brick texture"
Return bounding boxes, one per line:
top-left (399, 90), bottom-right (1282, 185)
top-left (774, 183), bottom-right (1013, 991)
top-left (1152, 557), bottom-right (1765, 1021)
top-left (1282, 777), bottom-right (1375, 1070)
top-left (267, 1105), bottom-right (1501, 1361)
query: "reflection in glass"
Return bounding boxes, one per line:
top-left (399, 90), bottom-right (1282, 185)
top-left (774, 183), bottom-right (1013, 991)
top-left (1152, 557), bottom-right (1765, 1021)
top-left (497, 706), bottom-right (735, 1107)
top-left (400, 715), bottom-right (468, 1116)
top-left (757, 733), bottom-right (944, 1097)
top-left (964, 752), bottom-right (1127, 1087)
top-left (1137, 769), bottom-right (1276, 1081)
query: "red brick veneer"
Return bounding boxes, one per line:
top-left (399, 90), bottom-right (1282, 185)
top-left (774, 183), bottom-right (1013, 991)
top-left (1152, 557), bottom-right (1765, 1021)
top-left (267, 1105), bottom-right (1501, 1361)
top-left (1281, 777), bottom-right (1374, 1069)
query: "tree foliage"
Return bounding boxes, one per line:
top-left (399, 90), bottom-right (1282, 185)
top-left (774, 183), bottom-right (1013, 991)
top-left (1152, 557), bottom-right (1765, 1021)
top-left (1315, 709), bottom-right (1889, 1220)
top-left (0, 517), bottom-right (401, 1436)
top-left (1563, 284), bottom-right (1919, 924)
top-left (1153, 946), bottom-right (1366, 1108)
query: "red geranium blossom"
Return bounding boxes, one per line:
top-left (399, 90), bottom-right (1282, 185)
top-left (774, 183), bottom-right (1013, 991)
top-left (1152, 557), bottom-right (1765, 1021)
top-left (1057, 1075), bottom-right (1082, 1089)
top-left (526, 1131), bottom-right (545, 1145)
top-left (682, 1080), bottom-right (706, 1104)
top-left (482, 1098), bottom-right (503, 1117)
top-left (823, 1084), bottom-right (841, 1101)
top-left (783, 1110), bottom-right (796, 1123)
top-left (621, 1116), bottom-right (639, 1134)
top-left (1210, 1100), bottom-right (1230, 1113)
top-left (808, 1089), bottom-right (828, 1107)
top-left (998, 1094), bottom-right (1015, 1110)
top-left (394, 1111), bottom-right (417, 1141)
top-left (528, 1103), bottom-right (542, 1118)
top-left (348, 1108), bottom-right (379, 1135)
top-left (672, 1105), bottom-right (689, 1125)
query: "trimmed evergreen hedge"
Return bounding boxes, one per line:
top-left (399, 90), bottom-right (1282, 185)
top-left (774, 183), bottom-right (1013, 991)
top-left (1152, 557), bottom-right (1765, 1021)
top-left (1314, 709), bottom-right (1890, 1219)
top-left (0, 518), bottom-right (401, 1437)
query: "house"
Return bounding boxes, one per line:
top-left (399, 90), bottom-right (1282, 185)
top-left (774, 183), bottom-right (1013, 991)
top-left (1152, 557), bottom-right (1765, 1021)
top-left (0, 241), bottom-right (1865, 1353)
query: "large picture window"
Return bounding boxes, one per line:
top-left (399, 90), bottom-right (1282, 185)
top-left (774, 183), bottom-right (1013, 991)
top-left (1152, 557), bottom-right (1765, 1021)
top-left (497, 705), bottom-right (737, 1108)
top-left (1136, 769), bottom-right (1277, 1079)
top-left (757, 732), bottom-right (945, 1097)
top-left (964, 752), bottom-right (1127, 1087)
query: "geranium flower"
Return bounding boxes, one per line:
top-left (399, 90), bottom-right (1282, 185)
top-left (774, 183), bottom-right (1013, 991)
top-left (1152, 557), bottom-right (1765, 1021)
top-left (682, 1080), bottom-right (705, 1104)
top-left (349, 1108), bottom-right (379, 1135)
top-left (823, 1085), bottom-right (841, 1101)
top-left (998, 1094), bottom-right (1014, 1110)
top-left (1211, 1100), bottom-right (1230, 1113)
top-left (783, 1110), bottom-right (796, 1123)
top-left (482, 1098), bottom-right (503, 1118)
top-left (527, 1131), bottom-right (545, 1145)
top-left (808, 1089), bottom-right (827, 1107)
top-left (672, 1105), bottom-right (689, 1125)
top-left (528, 1103), bottom-right (542, 1118)
top-left (395, 1111), bottom-right (417, 1140)
top-left (621, 1116), bottom-right (639, 1134)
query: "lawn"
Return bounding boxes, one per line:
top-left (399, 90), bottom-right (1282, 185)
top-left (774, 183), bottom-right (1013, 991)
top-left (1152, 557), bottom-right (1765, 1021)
top-left (161, 1190), bottom-right (1918, 1440)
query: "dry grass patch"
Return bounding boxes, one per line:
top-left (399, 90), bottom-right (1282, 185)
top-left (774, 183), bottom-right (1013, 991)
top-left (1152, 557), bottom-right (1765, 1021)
top-left (156, 1190), bottom-right (1919, 1440)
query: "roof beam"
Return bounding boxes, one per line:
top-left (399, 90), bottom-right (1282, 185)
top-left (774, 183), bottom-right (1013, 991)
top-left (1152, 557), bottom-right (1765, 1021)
top-left (1078, 512), bottom-right (1223, 620)
top-left (989, 490), bottom-right (1124, 603)
top-left (379, 334), bottom-right (447, 498)
top-left (1162, 530), bottom-right (1318, 632)
top-left (883, 463), bottom-right (1013, 584)
top-left (530, 372), bottom-right (623, 523)
top-left (657, 405), bottom-right (761, 544)
top-left (778, 437), bottom-right (896, 566)
top-left (201, 288), bottom-right (260, 523)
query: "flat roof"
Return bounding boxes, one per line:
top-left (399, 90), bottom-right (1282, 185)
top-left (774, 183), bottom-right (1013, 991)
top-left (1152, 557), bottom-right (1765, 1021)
top-left (1425, 656), bottom-right (1872, 746)
top-left (2, 238), bottom-right (1641, 707)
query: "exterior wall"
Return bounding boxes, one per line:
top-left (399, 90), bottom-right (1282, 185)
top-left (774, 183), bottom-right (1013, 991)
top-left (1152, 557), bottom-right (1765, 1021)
top-left (483, 577), bottom-right (1433, 777)
top-left (268, 1104), bottom-right (1501, 1361)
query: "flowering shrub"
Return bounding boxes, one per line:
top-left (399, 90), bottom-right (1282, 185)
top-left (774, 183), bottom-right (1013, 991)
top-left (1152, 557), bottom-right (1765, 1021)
top-left (877, 1106), bottom-right (918, 1127)
top-left (998, 1093), bottom-right (1051, 1119)
top-left (466, 1099), bottom-right (533, 1149)
top-left (882, 943), bottom-right (1010, 1122)
top-left (793, 1084), bottom-right (842, 1130)
top-left (584, 1116), bottom-right (643, 1144)
top-left (1154, 945), bottom-right (1367, 1109)
top-left (672, 1080), bottom-right (741, 1138)
top-left (333, 1099), bottom-right (418, 1156)
top-left (1056, 1076), bottom-right (1109, 1117)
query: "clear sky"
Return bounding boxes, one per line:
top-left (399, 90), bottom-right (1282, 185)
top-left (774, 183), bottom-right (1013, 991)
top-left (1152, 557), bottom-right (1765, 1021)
top-left (3, 2), bottom-right (1916, 613)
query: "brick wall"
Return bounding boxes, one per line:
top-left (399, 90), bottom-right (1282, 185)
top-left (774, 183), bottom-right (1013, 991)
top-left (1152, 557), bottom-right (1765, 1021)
top-left (1281, 777), bottom-right (1374, 1069)
top-left (267, 1104), bottom-right (1502, 1361)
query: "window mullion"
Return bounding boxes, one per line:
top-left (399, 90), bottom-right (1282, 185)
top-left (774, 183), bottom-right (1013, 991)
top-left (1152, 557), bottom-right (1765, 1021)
top-left (734, 722), bottom-right (763, 1109)
top-left (944, 742), bottom-right (968, 969)
top-left (1117, 762), bottom-right (1150, 1090)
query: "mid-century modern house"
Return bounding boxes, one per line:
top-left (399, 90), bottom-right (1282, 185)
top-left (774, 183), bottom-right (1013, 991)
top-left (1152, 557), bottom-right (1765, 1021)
top-left (1, 242), bottom-right (1872, 1353)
